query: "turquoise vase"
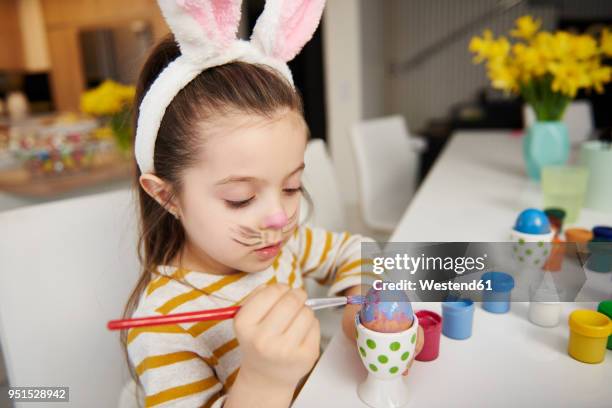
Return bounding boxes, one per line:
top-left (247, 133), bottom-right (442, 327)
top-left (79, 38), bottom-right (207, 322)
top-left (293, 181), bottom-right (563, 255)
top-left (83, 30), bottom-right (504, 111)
top-left (523, 121), bottom-right (569, 181)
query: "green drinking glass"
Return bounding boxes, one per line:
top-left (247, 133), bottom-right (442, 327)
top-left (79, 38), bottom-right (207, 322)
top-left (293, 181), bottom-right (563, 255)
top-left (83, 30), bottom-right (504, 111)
top-left (541, 166), bottom-right (589, 224)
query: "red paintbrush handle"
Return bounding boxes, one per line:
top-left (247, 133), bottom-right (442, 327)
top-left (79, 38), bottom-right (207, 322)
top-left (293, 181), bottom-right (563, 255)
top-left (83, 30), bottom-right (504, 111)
top-left (107, 305), bottom-right (241, 330)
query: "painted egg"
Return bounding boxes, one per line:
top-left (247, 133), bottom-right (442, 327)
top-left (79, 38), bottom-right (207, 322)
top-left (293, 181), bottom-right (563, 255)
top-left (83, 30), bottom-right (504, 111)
top-left (359, 286), bottom-right (414, 333)
top-left (514, 208), bottom-right (551, 235)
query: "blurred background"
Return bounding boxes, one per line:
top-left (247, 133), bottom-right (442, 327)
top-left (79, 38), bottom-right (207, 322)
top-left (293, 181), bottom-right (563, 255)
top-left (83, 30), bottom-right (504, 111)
top-left (1, 0), bottom-right (611, 214)
top-left (1, 1), bottom-right (611, 407)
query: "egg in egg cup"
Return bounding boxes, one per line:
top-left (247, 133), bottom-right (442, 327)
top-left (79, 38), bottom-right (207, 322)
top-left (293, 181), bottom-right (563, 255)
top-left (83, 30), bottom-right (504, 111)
top-left (355, 313), bottom-right (419, 408)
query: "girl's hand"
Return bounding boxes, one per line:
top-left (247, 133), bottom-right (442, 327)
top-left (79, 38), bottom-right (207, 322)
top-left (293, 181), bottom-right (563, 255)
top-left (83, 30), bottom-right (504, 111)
top-left (232, 284), bottom-right (320, 393)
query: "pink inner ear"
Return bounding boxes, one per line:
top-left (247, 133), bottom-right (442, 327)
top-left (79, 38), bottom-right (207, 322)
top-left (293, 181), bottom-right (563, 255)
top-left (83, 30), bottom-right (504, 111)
top-left (178, 0), bottom-right (240, 47)
top-left (210, 0), bottom-right (241, 44)
top-left (275, 0), bottom-right (324, 61)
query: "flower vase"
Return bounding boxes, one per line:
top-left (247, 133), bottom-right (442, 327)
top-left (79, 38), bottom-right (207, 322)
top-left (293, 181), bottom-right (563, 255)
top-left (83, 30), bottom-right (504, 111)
top-left (523, 121), bottom-right (569, 181)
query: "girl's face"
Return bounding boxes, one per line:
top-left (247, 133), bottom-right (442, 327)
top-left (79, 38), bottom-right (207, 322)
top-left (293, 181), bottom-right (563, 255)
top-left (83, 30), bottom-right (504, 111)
top-left (177, 109), bottom-right (308, 274)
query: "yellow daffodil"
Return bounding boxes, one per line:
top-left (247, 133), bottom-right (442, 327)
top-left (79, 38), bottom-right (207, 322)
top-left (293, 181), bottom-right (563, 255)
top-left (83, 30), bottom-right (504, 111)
top-left (487, 59), bottom-right (519, 92)
top-left (550, 31), bottom-right (573, 61)
top-left (571, 35), bottom-right (598, 60)
top-left (469, 17), bottom-right (611, 120)
top-left (510, 15), bottom-right (541, 39)
top-left (469, 29), bottom-right (494, 63)
top-left (469, 30), bottom-right (511, 64)
top-left (532, 31), bottom-right (555, 59)
top-left (80, 80), bottom-right (136, 116)
top-left (489, 36), bottom-right (511, 61)
top-left (80, 79), bottom-right (136, 152)
top-left (587, 62), bottom-right (612, 93)
top-left (512, 43), bottom-right (547, 79)
top-left (549, 61), bottom-right (590, 97)
top-left (93, 126), bottom-right (114, 140)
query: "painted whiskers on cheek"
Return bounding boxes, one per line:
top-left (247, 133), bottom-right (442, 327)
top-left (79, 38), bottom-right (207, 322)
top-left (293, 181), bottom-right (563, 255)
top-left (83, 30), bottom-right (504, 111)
top-left (231, 210), bottom-right (299, 248)
top-left (231, 226), bottom-right (262, 247)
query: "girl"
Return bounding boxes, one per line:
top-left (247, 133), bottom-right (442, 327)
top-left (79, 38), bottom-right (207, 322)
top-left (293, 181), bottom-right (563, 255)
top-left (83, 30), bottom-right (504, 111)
top-left (122, 1), bottom-right (422, 407)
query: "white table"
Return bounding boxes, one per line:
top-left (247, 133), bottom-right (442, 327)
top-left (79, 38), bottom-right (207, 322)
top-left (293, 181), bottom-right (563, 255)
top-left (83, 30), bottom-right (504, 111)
top-left (0, 179), bottom-right (131, 213)
top-left (293, 131), bottom-right (612, 408)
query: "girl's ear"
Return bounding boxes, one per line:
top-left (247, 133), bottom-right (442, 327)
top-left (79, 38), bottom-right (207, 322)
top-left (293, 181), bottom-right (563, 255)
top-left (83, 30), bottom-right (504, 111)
top-left (250, 0), bottom-right (325, 62)
top-left (139, 174), bottom-right (181, 217)
top-left (158, 0), bottom-right (242, 63)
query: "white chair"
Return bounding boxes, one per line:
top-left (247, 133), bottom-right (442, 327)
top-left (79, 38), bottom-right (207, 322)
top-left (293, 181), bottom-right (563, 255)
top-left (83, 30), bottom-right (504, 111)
top-left (523, 100), bottom-right (594, 145)
top-left (0, 189), bottom-right (140, 407)
top-left (351, 115), bottom-right (423, 233)
top-left (300, 138), bottom-right (347, 232)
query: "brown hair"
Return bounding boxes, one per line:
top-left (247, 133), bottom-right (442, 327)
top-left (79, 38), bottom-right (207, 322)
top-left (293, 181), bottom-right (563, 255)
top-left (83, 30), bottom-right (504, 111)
top-left (120, 35), bottom-right (311, 391)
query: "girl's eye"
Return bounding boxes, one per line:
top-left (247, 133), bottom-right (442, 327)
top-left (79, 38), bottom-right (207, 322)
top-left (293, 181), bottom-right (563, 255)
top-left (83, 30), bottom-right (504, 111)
top-left (284, 186), bottom-right (303, 195)
top-left (225, 197), bottom-right (254, 209)
top-left (225, 187), bottom-right (301, 208)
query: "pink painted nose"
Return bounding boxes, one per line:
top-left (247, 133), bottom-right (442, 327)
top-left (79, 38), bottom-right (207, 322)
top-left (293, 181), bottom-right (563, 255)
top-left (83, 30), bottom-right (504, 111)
top-left (262, 211), bottom-right (289, 229)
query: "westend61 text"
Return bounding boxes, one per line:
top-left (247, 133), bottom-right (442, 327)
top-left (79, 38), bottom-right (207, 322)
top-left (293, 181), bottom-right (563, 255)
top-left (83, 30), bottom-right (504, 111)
top-left (373, 279), bottom-right (493, 291)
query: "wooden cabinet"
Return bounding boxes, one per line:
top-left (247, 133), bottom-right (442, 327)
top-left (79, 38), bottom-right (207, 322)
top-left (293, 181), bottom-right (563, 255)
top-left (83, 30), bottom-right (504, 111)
top-left (41, 0), bottom-right (167, 33)
top-left (0, 0), bottom-right (24, 71)
top-left (45, 26), bottom-right (85, 112)
top-left (40, 0), bottom-right (168, 111)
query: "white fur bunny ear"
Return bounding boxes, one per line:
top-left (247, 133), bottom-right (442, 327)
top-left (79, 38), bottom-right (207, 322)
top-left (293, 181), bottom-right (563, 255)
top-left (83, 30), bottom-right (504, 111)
top-left (251, 0), bottom-right (325, 62)
top-left (157, 0), bottom-right (242, 63)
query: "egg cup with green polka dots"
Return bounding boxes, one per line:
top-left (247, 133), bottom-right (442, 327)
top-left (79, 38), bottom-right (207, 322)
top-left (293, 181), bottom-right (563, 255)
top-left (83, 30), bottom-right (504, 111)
top-left (355, 313), bottom-right (419, 408)
top-left (509, 229), bottom-right (554, 268)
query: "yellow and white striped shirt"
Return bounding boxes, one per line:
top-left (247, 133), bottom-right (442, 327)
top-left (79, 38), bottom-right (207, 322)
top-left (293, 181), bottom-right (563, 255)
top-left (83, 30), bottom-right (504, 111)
top-left (127, 225), bottom-right (375, 407)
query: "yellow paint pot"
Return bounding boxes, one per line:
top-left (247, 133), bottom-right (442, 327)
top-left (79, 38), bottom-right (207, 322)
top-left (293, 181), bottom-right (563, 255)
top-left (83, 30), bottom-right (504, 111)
top-left (568, 310), bottom-right (612, 364)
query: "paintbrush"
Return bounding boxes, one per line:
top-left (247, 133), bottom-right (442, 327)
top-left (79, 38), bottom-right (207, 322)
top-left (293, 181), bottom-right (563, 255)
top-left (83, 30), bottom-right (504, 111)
top-left (107, 295), bottom-right (365, 330)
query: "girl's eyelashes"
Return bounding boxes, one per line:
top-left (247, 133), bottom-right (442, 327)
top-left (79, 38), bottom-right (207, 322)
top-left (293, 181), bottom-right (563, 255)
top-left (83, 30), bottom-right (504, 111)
top-left (283, 185), bottom-right (303, 195)
top-left (225, 197), bottom-right (254, 209)
top-left (224, 186), bottom-right (303, 209)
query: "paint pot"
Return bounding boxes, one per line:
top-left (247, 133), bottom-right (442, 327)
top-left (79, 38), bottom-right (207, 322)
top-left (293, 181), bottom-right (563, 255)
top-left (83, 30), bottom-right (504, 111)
top-left (415, 310), bottom-right (442, 362)
top-left (481, 272), bottom-right (514, 314)
top-left (528, 277), bottom-right (563, 327)
top-left (588, 227), bottom-right (612, 273)
top-left (592, 226), bottom-right (612, 241)
top-left (568, 310), bottom-right (612, 364)
top-left (529, 302), bottom-right (562, 328)
top-left (544, 207), bottom-right (565, 235)
top-left (593, 226), bottom-right (612, 241)
top-left (441, 299), bottom-right (474, 340)
top-left (597, 300), bottom-right (612, 350)
top-left (564, 228), bottom-right (593, 258)
top-left (586, 238), bottom-right (612, 273)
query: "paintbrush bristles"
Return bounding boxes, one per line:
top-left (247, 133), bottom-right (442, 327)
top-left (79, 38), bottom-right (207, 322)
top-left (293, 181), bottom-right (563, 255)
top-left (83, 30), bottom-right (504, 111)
top-left (347, 295), bottom-right (365, 305)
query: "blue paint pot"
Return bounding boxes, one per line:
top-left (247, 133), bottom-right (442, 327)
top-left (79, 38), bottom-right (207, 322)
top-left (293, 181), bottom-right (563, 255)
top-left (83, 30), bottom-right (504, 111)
top-left (586, 239), bottom-right (612, 273)
top-left (442, 299), bottom-right (475, 340)
top-left (481, 272), bottom-right (514, 314)
top-left (592, 226), bottom-right (612, 241)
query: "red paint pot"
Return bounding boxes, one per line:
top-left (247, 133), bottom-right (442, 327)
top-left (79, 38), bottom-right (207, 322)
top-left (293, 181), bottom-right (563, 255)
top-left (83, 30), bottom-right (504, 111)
top-left (415, 310), bottom-right (442, 362)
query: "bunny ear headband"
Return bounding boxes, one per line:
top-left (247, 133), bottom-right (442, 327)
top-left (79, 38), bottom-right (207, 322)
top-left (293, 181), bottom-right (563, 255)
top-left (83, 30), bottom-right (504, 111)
top-left (135, 0), bottom-right (326, 174)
